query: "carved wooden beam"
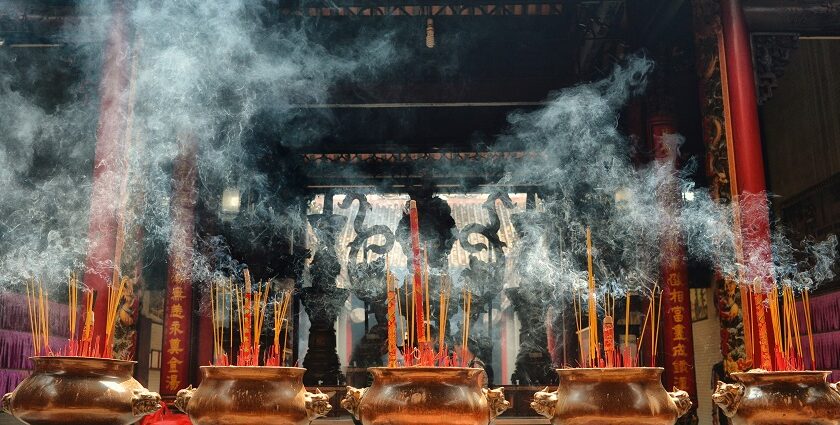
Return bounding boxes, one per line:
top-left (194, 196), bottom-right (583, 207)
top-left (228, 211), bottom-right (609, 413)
top-left (743, 0), bottom-right (840, 35)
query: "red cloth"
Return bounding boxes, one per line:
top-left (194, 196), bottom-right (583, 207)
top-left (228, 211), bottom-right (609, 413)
top-left (139, 404), bottom-right (191, 425)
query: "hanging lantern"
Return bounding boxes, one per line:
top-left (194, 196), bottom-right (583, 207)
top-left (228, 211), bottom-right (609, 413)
top-left (426, 18), bottom-right (435, 49)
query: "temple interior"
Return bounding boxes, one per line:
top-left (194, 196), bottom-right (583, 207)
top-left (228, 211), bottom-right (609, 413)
top-left (1, 1), bottom-right (840, 425)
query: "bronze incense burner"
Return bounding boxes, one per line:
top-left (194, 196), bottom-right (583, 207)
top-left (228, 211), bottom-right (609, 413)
top-left (1, 356), bottom-right (161, 425)
top-left (341, 367), bottom-right (510, 425)
top-left (713, 370), bottom-right (840, 424)
top-left (175, 366), bottom-right (331, 425)
top-left (531, 368), bottom-right (692, 425)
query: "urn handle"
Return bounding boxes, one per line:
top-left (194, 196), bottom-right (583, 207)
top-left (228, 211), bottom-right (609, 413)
top-left (175, 386), bottom-right (195, 414)
top-left (830, 381), bottom-right (840, 396)
top-left (2, 392), bottom-right (12, 415)
top-left (305, 388), bottom-right (332, 421)
top-left (530, 387), bottom-right (558, 419)
top-left (712, 381), bottom-right (744, 418)
top-left (131, 388), bottom-right (162, 417)
top-left (668, 387), bottom-right (693, 418)
top-left (483, 387), bottom-right (511, 422)
top-left (341, 386), bottom-right (368, 420)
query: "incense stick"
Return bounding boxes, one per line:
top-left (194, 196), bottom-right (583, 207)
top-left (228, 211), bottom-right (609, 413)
top-left (803, 289), bottom-right (815, 369)
top-left (585, 227), bottom-right (598, 367)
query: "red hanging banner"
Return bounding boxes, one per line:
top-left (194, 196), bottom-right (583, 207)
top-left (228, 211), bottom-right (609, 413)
top-left (650, 116), bottom-right (698, 407)
top-left (160, 139), bottom-right (197, 396)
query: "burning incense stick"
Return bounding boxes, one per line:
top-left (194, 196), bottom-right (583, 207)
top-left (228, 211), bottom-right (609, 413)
top-left (460, 286), bottom-right (472, 365)
top-left (803, 290), bottom-right (815, 369)
top-left (573, 289), bottom-right (583, 365)
top-left (624, 292), bottom-right (630, 355)
top-left (242, 269), bottom-right (253, 359)
top-left (408, 201), bottom-right (427, 346)
top-left (438, 275), bottom-right (451, 354)
top-left (585, 227), bottom-right (598, 367)
top-left (105, 276), bottom-right (128, 357)
top-left (652, 289), bottom-right (663, 366)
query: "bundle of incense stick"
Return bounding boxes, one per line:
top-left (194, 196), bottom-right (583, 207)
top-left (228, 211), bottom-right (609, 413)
top-left (210, 280), bottom-right (230, 365)
top-left (585, 228), bottom-right (599, 367)
top-left (211, 273), bottom-right (293, 367)
top-left (461, 286), bottom-right (472, 367)
top-left (25, 279), bottom-right (50, 356)
top-left (438, 275), bottom-right (451, 358)
top-left (803, 289), bottom-right (815, 369)
top-left (765, 283), bottom-right (811, 371)
top-left (269, 290), bottom-right (293, 366)
top-left (103, 276), bottom-right (129, 358)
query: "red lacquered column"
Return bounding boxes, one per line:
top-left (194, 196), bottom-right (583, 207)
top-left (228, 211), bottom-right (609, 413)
top-left (83, 2), bottom-right (131, 344)
top-left (720, 0), bottom-right (776, 370)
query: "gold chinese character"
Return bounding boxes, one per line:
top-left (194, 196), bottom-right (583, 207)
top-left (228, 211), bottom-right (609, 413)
top-left (171, 286), bottom-right (186, 303)
top-left (675, 376), bottom-right (690, 391)
top-left (166, 374), bottom-right (181, 392)
top-left (673, 360), bottom-right (691, 374)
top-left (168, 338), bottom-right (184, 356)
top-left (169, 320), bottom-right (184, 336)
top-left (673, 343), bottom-right (688, 357)
top-left (170, 304), bottom-right (185, 319)
top-left (671, 306), bottom-right (685, 323)
top-left (673, 324), bottom-right (687, 341)
top-left (167, 355), bottom-right (183, 371)
top-left (667, 273), bottom-right (682, 287)
top-left (669, 290), bottom-right (685, 304)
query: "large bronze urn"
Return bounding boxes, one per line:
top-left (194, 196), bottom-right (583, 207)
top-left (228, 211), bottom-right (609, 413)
top-left (1, 356), bottom-right (161, 425)
top-left (341, 367), bottom-right (510, 425)
top-left (713, 370), bottom-right (840, 424)
top-left (531, 368), bottom-right (692, 425)
top-left (175, 366), bottom-right (331, 425)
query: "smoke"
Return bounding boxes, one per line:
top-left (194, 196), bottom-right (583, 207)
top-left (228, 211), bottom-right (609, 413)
top-left (0, 0), bottom-right (401, 292)
top-left (493, 55), bottom-right (836, 302)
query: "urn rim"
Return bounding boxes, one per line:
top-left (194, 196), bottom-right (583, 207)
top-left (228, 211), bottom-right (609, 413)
top-left (199, 365), bottom-right (307, 380)
top-left (730, 369), bottom-right (832, 384)
top-left (555, 367), bottom-right (665, 382)
top-left (31, 356), bottom-right (137, 374)
top-left (367, 366), bottom-right (485, 381)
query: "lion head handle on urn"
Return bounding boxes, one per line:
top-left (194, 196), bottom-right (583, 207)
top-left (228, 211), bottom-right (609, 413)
top-left (305, 389), bottom-right (332, 420)
top-left (2, 392), bottom-right (12, 415)
top-left (341, 386), bottom-right (367, 420)
top-left (174, 386), bottom-right (195, 413)
top-left (668, 387), bottom-right (693, 418)
top-left (131, 388), bottom-right (162, 417)
top-left (712, 381), bottom-right (744, 418)
top-left (483, 387), bottom-right (511, 420)
top-left (531, 387), bottom-right (558, 419)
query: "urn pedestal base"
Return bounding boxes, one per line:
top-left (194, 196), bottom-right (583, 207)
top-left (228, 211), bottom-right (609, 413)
top-left (1, 356), bottom-right (161, 425)
top-left (713, 370), bottom-right (840, 425)
top-left (175, 366), bottom-right (331, 425)
top-left (341, 367), bottom-right (510, 425)
top-left (531, 368), bottom-right (692, 425)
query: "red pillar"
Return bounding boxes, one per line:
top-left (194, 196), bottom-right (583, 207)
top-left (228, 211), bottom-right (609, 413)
top-left (720, 0), bottom-right (776, 370)
top-left (649, 116), bottom-right (698, 407)
top-left (83, 2), bottom-right (131, 346)
top-left (160, 138), bottom-right (197, 396)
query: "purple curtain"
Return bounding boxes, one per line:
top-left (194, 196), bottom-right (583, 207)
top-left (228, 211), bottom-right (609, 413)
top-left (0, 293), bottom-right (72, 337)
top-left (0, 369), bottom-right (31, 397)
top-left (797, 290), bottom-right (840, 375)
